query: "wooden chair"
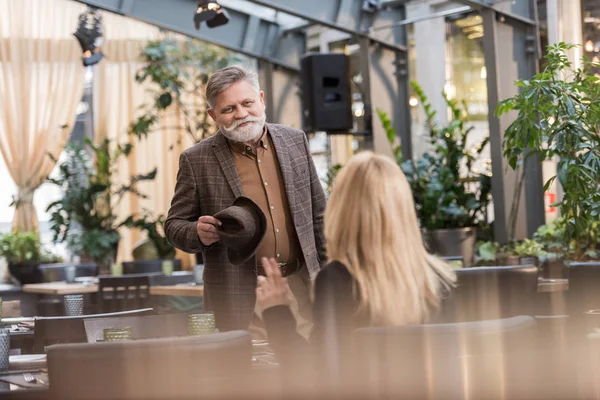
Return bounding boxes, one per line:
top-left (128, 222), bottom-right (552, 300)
top-left (98, 274), bottom-right (152, 313)
top-left (33, 308), bottom-right (153, 353)
top-left (83, 313), bottom-right (189, 343)
top-left (47, 331), bottom-right (252, 400)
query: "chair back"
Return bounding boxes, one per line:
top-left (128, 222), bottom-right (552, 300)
top-left (98, 274), bottom-right (152, 313)
top-left (84, 313), bottom-right (189, 343)
top-left (39, 263), bottom-right (97, 282)
top-left (440, 264), bottom-right (538, 322)
top-left (122, 259), bottom-right (182, 274)
top-left (33, 308), bottom-right (153, 352)
top-left (47, 331), bottom-right (252, 400)
top-left (352, 315), bottom-right (537, 398)
top-left (567, 262), bottom-right (600, 331)
top-left (149, 271), bottom-right (194, 286)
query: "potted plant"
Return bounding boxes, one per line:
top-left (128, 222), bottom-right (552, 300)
top-left (46, 138), bottom-right (157, 274)
top-left (129, 36), bottom-right (242, 143)
top-left (379, 81), bottom-right (492, 266)
top-left (497, 42), bottom-right (600, 262)
top-left (0, 231), bottom-right (62, 284)
top-left (121, 212), bottom-right (181, 274)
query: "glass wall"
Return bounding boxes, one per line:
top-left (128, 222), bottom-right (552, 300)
top-left (445, 12), bottom-right (491, 176)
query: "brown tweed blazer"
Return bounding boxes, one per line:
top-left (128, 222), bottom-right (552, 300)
top-left (164, 123), bottom-right (327, 331)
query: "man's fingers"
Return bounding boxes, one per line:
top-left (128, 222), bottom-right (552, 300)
top-left (198, 216), bottom-right (222, 226)
top-left (198, 223), bottom-right (218, 233)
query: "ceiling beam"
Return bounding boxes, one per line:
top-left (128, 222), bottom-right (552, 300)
top-left (73, 0), bottom-right (306, 71)
top-left (244, 0), bottom-right (408, 52)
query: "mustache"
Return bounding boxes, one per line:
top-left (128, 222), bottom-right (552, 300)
top-left (223, 115), bottom-right (264, 132)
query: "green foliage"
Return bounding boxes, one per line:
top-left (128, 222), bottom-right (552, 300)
top-left (509, 239), bottom-right (547, 258)
top-left (46, 138), bottom-right (157, 265)
top-left (377, 109), bottom-right (403, 163)
top-left (476, 240), bottom-right (500, 262)
top-left (497, 42), bottom-right (600, 259)
top-left (533, 217), bottom-right (600, 260)
top-left (325, 163), bottom-right (342, 196)
top-left (476, 238), bottom-right (546, 265)
top-left (129, 36), bottom-right (243, 143)
top-left (533, 218), bottom-right (567, 254)
top-left (0, 231), bottom-right (61, 264)
top-left (121, 211), bottom-right (175, 259)
top-left (380, 81), bottom-right (492, 230)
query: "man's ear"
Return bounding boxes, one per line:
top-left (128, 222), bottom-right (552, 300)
top-left (208, 108), bottom-right (216, 122)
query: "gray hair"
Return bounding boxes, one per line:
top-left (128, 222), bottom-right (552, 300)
top-left (206, 65), bottom-right (260, 108)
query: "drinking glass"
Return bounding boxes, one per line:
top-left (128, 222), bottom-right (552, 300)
top-left (188, 312), bottom-right (216, 335)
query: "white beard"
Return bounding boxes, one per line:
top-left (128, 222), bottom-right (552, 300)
top-left (221, 113), bottom-right (266, 143)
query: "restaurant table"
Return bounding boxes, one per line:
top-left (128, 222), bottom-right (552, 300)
top-left (0, 355), bottom-right (48, 398)
top-left (22, 282), bottom-right (98, 295)
top-left (149, 284), bottom-right (204, 297)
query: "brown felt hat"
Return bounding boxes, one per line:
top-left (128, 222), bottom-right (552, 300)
top-left (214, 196), bottom-right (267, 265)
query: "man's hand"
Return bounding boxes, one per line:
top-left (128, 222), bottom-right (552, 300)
top-left (196, 216), bottom-right (222, 246)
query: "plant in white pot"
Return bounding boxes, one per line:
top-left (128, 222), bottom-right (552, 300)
top-left (379, 81), bottom-right (492, 266)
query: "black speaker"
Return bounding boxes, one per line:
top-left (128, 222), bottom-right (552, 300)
top-left (300, 53), bottom-right (353, 133)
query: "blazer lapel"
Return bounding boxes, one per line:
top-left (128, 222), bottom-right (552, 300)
top-left (268, 124), bottom-right (298, 213)
top-left (212, 132), bottom-right (243, 198)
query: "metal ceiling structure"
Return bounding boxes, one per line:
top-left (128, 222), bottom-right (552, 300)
top-left (72, 0), bottom-right (545, 242)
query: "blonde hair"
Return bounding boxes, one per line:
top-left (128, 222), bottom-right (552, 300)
top-left (325, 152), bottom-right (456, 326)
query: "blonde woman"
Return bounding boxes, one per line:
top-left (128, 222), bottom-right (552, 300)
top-left (256, 151), bottom-right (456, 388)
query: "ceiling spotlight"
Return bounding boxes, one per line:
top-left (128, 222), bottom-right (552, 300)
top-left (194, 0), bottom-right (229, 29)
top-left (73, 7), bottom-right (104, 67)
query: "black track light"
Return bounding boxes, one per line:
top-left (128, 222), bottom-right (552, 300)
top-left (74, 7), bottom-right (104, 67)
top-left (194, 0), bottom-right (229, 30)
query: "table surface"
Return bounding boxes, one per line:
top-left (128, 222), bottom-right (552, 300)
top-left (23, 281), bottom-right (205, 296)
top-left (22, 282), bottom-right (98, 295)
top-left (149, 284), bottom-right (204, 297)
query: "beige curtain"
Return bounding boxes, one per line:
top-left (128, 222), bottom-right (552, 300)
top-left (94, 14), bottom-right (196, 269)
top-left (0, 0), bottom-right (87, 232)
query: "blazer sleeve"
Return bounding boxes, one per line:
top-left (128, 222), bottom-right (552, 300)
top-left (302, 133), bottom-right (327, 267)
top-left (164, 152), bottom-right (206, 254)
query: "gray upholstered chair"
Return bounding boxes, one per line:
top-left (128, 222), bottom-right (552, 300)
top-left (47, 331), bottom-right (252, 400)
top-left (33, 308), bottom-right (153, 353)
top-left (83, 312), bottom-right (189, 343)
top-left (351, 315), bottom-right (538, 398)
top-left (438, 264), bottom-right (539, 322)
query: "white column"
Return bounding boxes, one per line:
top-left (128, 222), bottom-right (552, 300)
top-left (406, 0), bottom-right (451, 157)
top-left (543, 0), bottom-right (582, 220)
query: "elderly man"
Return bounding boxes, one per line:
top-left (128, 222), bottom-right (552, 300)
top-left (165, 65), bottom-right (326, 336)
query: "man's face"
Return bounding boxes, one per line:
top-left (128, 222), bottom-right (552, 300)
top-left (208, 80), bottom-right (266, 143)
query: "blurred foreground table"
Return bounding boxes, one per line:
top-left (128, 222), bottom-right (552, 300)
top-left (22, 282), bottom-right (97, 295)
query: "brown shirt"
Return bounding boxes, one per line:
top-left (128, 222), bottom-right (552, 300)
top-left (227, 129), bottom-right (301, 264)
